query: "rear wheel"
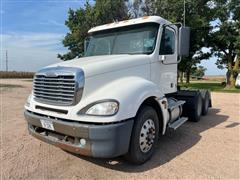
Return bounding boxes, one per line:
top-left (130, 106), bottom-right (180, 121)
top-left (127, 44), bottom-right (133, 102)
top-left (127, 106), bottom-right (159, 164)
top-left (189, 92), bottom-right (202, 122)
top-left (202, 91), bottom-right (210, 116)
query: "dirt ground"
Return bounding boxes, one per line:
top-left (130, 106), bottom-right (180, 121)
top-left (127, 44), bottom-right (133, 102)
top-left (0, 79), bottom-right (239, 180)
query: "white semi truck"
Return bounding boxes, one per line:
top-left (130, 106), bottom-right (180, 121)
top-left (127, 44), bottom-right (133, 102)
top-left (24, 16), bottom-right (211, 164)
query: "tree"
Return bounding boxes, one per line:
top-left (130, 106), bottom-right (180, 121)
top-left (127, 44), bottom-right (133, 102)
top-left (127, 0), bottom-right (156, 17)
top-left (208, 0), bottom-right (240, 88)
top-left (126, 0), bottom-right (143, 18)
top-left (192, 65), bottom-right (207, 78)
top-left (94, 0), bottom-right (128, 25)
top-left (58, 0), bottom-right (128, 61)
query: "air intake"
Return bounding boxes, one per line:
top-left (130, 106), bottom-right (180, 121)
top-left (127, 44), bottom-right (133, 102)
top-left (33, 67), bottom-right (84, 106)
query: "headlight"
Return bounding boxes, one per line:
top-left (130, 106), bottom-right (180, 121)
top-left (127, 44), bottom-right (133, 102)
top-left (80, 100), bottom-right (119, 116)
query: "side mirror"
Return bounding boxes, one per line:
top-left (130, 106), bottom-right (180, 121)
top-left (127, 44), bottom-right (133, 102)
top-left (84, 38), bottom-right (90, 55)
top-left (179, 26), bottom-right (190, 56)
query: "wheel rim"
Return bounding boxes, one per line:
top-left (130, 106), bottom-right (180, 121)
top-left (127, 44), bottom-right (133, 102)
top-left (139, 119), bottom-right (156, 153)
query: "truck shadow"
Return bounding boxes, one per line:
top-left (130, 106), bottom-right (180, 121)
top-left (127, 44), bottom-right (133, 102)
top-left (73, 108), bottom-right (228, 172)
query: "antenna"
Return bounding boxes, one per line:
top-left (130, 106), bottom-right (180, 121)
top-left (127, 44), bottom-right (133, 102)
top-left (6, 50), bottom-right (8, 71)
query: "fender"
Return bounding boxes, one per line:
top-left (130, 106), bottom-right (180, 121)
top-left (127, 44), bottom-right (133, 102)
top-left (80, 76), bottom-right (169, 134)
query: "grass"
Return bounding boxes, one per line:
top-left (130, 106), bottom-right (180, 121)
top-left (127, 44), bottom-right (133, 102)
top-left (0, 71), bottom-right (34, 78)
top-left (180, 81), bottom-right (240, 93)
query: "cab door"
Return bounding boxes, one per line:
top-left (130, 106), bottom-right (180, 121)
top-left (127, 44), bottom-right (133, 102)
top-left (159, 27), bottom-right (177, 64)
top-left (151, 26), bottom-right (178, 94)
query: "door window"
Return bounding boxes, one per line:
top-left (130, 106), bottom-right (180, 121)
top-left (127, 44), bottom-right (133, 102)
top-left (159, 28), bottom-right (175, 55)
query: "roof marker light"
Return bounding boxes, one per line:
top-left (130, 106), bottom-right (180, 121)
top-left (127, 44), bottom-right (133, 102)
top-left (142, 16), bottom-right (149, 19)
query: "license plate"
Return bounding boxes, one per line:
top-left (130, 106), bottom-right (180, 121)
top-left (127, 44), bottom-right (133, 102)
top-left (40, 119), bottom-right (54, 131)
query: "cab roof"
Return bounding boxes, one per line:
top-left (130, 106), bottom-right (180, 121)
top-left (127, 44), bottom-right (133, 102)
top-left (88, 16), bottom-right (171, 33)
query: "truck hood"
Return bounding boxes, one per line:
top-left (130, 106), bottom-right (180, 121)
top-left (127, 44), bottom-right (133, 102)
top-left (48, 54), bottom-right (150, 78)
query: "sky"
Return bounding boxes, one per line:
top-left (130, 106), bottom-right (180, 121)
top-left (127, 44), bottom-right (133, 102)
top-left (0, 0), bottom-right (226, 75)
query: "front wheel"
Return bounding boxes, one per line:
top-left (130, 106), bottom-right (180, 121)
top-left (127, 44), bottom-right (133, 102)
top-left (127, 106), bottom-right (159, 164)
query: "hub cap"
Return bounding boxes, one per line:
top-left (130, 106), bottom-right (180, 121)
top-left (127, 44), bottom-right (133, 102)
top-left (139, 119), bottom-right (156, 153)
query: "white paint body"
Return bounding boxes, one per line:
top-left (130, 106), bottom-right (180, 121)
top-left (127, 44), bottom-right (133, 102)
top-left (25, 16), bottom-right (178, 134)
top-left (236, 73), bottom-right (240, 87)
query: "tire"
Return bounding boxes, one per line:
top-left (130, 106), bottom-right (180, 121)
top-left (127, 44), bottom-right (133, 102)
top-left (127, 106), bottom-right (159, 164)
top-left (202, 91), bottom-right (210, 116)
top-left (189, 92), bottom-right (203, 122)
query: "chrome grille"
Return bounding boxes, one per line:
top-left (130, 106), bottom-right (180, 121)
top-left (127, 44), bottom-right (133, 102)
top-left (33, 67), bottom-right (84, 106)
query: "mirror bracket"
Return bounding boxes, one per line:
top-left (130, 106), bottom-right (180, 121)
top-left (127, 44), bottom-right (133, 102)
top-left (84, 38), bottom-right (90, 56)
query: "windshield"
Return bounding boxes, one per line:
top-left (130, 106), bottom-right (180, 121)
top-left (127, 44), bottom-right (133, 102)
top-left (85, 23), bottom-right (159, 56)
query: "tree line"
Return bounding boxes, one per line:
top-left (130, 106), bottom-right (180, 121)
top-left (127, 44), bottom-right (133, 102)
top-left (58, 0), bottom-right (240, 88)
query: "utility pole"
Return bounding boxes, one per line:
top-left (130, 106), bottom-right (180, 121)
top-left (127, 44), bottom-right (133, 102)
top-left (183, 0), bottom-right (186, 26)
top-left (6, 50), bottom-right (8, 72)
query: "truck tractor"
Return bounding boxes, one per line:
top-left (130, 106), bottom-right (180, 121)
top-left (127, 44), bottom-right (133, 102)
top-left (24, 16), bottom-right (211, 164)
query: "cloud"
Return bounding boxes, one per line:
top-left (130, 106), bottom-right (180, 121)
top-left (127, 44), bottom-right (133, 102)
top-left (48, 20), bottom-right (65, 27)
top-left (3, 32), bottom-right (65, 49)
top-left (39, 20), bottom-right (65, 27)
top-left (1, 32), bottom-right (67, 72)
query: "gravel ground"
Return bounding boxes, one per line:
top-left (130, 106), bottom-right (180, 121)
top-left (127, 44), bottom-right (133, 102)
top-left (0, 79), bottom-right (239, 180)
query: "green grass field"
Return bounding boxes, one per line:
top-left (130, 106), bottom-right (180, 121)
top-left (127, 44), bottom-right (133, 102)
top-left (180, 81), bottom-right (240, 93)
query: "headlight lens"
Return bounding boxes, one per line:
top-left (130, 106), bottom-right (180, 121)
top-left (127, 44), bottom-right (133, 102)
top-left (84, 101), bottom-right (119, 116)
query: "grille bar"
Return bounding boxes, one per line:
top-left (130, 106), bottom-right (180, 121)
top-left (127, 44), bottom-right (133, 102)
top-left (34, 91), bottom-right (74, 97)
top-left (34, 81), bottom-right (75, 85)
top-left (35, 78), bottom-right (75, 82)
top-left (34, 87), bottom-right (75, 93)
top-left (34, 84), bottom-right (75, 89)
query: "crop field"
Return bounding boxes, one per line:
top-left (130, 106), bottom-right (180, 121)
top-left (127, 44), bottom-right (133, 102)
top-left (0, 71), bottom-right (34, 79)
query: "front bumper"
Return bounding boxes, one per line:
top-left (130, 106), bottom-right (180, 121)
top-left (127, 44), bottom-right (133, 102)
top-left (24, 110), bottom-right (134, 158)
